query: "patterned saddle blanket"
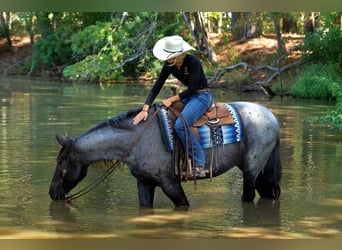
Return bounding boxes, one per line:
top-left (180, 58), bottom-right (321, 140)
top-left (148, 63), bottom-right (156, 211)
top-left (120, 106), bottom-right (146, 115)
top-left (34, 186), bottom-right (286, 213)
top-left (158, 102), bottom-right (243, 151)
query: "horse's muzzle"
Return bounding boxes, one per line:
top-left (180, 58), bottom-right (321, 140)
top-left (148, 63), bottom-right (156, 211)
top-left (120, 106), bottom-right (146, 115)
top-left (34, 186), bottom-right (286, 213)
top-left (49, 185), bottom-right (66, 201)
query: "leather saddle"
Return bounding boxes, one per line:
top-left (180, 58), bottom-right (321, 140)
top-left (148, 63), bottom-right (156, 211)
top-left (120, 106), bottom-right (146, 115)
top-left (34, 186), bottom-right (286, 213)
top-left (169, 101), bottom-right (234, 127)
top-left (165, 101), bottom-right (235, 181)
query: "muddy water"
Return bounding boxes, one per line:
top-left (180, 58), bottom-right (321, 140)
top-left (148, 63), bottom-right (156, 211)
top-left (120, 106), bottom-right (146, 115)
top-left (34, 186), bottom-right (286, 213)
top-left (0, 78), bottom-right (341, 238)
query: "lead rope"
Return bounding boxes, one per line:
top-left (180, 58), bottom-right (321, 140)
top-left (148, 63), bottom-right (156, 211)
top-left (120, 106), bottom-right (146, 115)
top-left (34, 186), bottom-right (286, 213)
top-left (64, 106), bottom-right (161, 202)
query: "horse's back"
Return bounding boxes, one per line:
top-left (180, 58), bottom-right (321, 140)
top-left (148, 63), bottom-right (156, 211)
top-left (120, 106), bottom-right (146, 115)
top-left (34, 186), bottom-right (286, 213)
top-left (229, 102), bottom-right (279, 129)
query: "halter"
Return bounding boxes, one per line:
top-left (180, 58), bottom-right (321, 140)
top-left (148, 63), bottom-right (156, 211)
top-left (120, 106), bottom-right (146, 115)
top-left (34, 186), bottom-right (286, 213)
top-left (61, 106), bottom-right (161, 202)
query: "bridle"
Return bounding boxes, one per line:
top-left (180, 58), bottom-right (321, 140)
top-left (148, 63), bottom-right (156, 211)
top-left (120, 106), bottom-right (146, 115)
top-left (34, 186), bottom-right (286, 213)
top-left (59, 106), bottom-right (161, 202)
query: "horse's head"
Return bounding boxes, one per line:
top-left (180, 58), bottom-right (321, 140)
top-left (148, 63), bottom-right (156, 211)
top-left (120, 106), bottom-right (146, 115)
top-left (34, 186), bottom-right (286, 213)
top-left (49, 134), bottom-right (88, 201)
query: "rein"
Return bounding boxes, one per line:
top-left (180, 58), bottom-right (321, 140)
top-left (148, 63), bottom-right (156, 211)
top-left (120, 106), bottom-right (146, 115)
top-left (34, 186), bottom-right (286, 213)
top-left (167, 105), bottom-right (198, 188)
top-left (63, 106), bottom-right (161, 202)
top-left (65, 160), bottom-right (120, 202)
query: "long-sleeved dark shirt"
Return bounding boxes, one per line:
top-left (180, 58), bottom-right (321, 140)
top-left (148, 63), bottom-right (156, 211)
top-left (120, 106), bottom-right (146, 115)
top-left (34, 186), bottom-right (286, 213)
top-left (144, 54), bottom-right (208, 106)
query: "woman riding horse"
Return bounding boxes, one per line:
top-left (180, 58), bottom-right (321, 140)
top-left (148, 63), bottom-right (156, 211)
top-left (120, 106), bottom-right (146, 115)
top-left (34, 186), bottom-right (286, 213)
top-left (133, 35), bottom-right (212, 177)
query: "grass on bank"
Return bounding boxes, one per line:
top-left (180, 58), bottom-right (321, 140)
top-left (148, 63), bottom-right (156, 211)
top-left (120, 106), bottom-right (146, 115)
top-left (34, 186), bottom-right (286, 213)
top-left (290, 63), bottom-right (342, 129)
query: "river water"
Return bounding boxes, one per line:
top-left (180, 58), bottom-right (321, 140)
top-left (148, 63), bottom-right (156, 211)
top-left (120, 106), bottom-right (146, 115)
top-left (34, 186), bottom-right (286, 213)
top-left (0, 77), bottom-right (341, 239)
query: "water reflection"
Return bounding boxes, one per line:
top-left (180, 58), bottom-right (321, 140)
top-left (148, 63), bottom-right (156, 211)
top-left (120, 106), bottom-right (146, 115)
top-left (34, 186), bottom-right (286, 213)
top-left (49, 202), bottom-right (79, 234)
top-left (0, 77), bottom-right (341, 238)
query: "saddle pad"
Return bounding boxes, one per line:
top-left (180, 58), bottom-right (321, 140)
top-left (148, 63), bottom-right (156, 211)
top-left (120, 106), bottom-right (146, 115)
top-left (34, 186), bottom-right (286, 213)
top-left (158, 103), bottom-right (243, 151)
top-left (158, 106), bottom-right (175, 151)
top-left (197, 104), bottom-right (243, 148)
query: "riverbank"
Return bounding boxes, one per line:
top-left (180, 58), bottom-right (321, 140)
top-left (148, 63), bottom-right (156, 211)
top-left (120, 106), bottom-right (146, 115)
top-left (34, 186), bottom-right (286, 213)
top-left (0, 33), bottom-right (303, 89)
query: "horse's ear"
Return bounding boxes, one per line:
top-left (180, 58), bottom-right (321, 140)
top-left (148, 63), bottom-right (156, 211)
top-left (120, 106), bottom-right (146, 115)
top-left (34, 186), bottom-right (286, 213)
top-left (56, 134), bottom-right (66, 146)
top-left (64, 132), bottom-right (71, 139)
top-left (56, 134), bottom-right (72, 146)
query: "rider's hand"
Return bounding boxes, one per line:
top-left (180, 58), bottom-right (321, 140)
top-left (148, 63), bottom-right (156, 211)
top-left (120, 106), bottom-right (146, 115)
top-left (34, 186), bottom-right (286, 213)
top-left (162, 98), bottom-right (172, 108)
top-left (133, 110), bottom-right (148, 125)
top-left (162, 95), bottom-right (180, 108)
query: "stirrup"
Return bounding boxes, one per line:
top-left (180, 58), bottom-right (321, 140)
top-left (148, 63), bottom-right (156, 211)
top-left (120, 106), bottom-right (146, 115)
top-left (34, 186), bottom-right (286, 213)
top-left (181, 161), bottom-right (209, 181)
top-left (195, 166), bottom-right (209, 178)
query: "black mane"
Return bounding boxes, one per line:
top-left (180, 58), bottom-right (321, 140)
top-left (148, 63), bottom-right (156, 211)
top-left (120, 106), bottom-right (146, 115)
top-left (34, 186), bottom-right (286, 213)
top-left (86, 106), bottom-right (142, 134)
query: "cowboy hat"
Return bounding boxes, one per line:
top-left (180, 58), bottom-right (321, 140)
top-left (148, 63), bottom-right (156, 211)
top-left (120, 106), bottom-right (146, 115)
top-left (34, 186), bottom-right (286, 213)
top-left (153, 35), bottom-right (195, 61)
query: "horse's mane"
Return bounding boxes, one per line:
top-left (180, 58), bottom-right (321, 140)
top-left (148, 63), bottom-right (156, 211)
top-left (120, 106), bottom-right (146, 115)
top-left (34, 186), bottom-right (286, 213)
top-left (55, 107), bottom-right (143, 162)
top-left (86, 106), bottom-right (142, 134)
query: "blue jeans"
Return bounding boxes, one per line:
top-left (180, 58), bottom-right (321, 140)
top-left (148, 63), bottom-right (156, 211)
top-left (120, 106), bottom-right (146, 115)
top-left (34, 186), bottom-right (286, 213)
top-left (174, 91), bottom-right (212, 167)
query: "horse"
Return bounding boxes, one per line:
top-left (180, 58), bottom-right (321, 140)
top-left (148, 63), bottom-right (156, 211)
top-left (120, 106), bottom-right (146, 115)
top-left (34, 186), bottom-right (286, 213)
top-left (49, 101), bottom-right (282, 207)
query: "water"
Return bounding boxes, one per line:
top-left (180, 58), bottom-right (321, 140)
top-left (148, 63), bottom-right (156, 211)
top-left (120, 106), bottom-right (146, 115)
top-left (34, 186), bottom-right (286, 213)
top-left (0, 77), bottom-right (341, 238)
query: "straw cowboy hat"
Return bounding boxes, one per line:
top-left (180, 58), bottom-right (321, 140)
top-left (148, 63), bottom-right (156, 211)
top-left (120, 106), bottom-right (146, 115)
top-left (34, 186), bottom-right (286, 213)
top-left (153, 35), bottom-right (195, 61)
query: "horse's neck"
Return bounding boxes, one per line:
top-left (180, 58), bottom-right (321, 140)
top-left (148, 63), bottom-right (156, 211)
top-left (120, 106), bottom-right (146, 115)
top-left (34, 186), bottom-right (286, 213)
top-left (73, 112), bottom-right (163, 165)
top-left (74, 126), bottom-right (138, 162)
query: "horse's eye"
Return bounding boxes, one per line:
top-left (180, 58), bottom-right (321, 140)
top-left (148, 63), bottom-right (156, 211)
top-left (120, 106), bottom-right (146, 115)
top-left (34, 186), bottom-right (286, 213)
top-left (62, 169), bottom-right (67, 177)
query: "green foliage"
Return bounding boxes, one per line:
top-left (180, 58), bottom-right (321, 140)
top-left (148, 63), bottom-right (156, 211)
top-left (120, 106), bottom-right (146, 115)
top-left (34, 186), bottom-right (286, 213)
top-left (291, 63), bottom-right (342, 129)
top-left (30, 12), bottom-right (87, 72)
top-left (63, 22), bottom-right (124, 81)
top-left (317, 101), bottom-right (342, 129)
top-left (32, 33), bottom-right (72, 69)
top-left (290, 63), bottom-right (341, 101)
top-left (301, 27), bottom-right (342, 63)
top-left (62, 12), bottom-right (188, 82)
top-left (295, 12), bottom-right (342, 129)
top-left (63, 14), bottom-right (154, 82)
top-left (0, 26), bottom-right (5, 39)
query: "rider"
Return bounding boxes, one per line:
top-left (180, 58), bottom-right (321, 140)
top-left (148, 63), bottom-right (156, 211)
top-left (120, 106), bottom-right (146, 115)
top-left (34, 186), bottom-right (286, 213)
top-left (133, 35), bottom-right (212, 177)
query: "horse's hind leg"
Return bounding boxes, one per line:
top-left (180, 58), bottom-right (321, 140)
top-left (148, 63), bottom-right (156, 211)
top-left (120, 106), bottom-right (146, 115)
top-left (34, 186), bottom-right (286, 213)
top-left (255, 137), bottom-right (282, 200)
top-left (137, 179), bottom-right (156, 208)
top-left (242, 171), bottom-right (256, 202)
top-left (255, 173), bottom-right (281, 199)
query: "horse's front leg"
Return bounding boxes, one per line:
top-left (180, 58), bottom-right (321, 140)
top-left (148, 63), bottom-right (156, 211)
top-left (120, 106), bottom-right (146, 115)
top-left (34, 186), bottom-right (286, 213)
top-left (137, 179), bottom-right (156, 208)
top-left (160, 179), bottom-right (190, 207)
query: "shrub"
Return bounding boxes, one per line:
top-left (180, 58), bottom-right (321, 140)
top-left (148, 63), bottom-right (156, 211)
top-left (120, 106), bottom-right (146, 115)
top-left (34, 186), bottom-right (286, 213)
top-left (291, 63), bottom-right (342, 129)
top-left (301, 27), bottom-right (342, 64)
top-left (290, 63), bottom-right (341, 101)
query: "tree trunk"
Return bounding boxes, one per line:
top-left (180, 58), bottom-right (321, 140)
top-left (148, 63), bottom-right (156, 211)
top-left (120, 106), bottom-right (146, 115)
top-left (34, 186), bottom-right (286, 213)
top-left (0, 12), bottom-right (12, 48)
top-left (218, 12), bottom-right (222, 34)
top-left (231, 12), bottom-right (239, 40)
top-left (231, 12), bottom-right (261, 41)
top-left (35, 12), bottom-right (54, 39)
top-left (282, 13), bottom-right (298, 33)
top-left (23, 13), bottom-right (35, 45)
top-left (274, 17), bottom-right (286, 55)
top-left (303, 12), bottom-right (315, 36)
top-left (242, 12), bottom-right (261, 39)
top-left (184, 12), bottom-right (217, 65)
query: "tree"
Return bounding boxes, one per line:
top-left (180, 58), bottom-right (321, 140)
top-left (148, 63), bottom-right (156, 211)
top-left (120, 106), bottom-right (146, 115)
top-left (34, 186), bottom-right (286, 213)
top-left (63, 12), bottom-right (159, 82)
top-left (271, 13), bottom-right (286, 55)
top-left (231, 12), bottom-right (262, 41)
top-left (183, 12), bottom-right (217, 65)
top-left (282, 13), bottom-right (298, 33)
top-left (0, 12), bottom-right (12, 47)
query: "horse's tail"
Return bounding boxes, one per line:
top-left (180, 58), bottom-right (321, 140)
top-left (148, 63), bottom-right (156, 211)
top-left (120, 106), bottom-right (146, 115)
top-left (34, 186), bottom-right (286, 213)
top-left (255, 134), bottom-right (282, 199)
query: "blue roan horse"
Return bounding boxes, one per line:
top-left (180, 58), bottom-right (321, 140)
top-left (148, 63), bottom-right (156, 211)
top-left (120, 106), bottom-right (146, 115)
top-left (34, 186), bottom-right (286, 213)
top-left (49, 101), bottom-right (282, 207)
